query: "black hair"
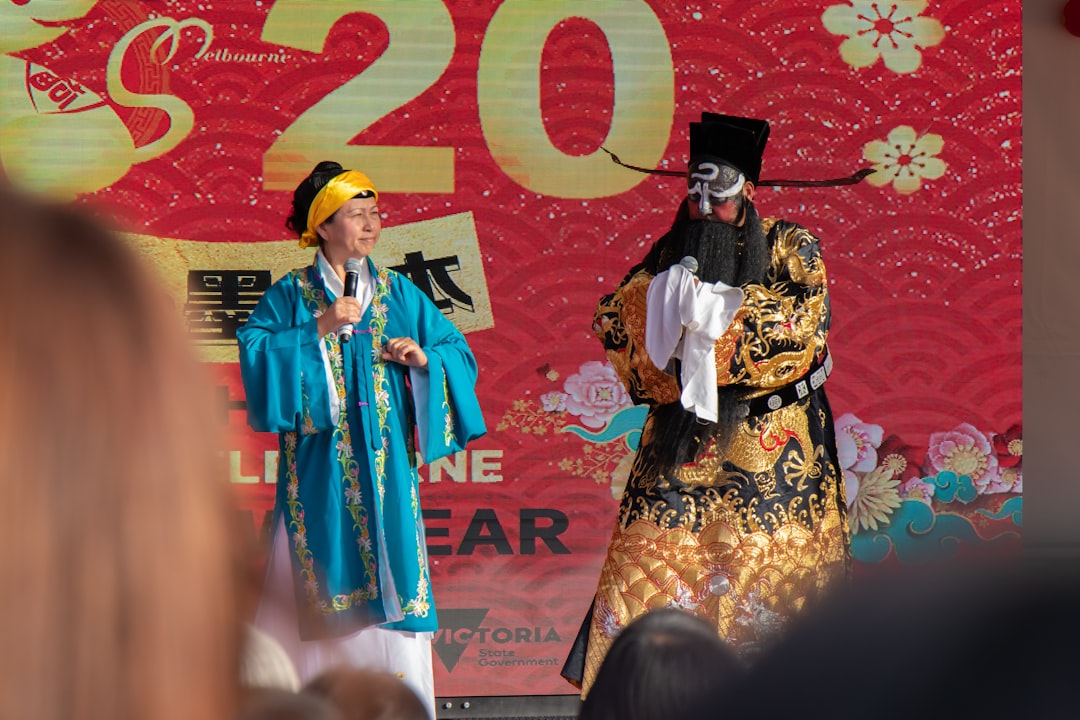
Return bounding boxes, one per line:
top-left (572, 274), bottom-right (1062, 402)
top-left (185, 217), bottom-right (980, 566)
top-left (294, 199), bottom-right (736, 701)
top-left (728, 559), bottom-right (1079, 719)
top-left (284, 161), bottom-right (346, 237)
top-left (578, 608), bottom-right (744, 720)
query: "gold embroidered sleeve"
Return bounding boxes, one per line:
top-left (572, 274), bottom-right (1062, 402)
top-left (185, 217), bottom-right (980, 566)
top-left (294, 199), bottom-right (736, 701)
top-left (594, 271), bottom-right (680, 405)
top-left (714, 221), bottom-right (830, 390)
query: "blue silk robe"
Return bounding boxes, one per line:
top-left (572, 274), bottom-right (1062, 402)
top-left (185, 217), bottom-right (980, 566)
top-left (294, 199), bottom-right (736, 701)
top-left (238, 257), bottom-right (485, 640)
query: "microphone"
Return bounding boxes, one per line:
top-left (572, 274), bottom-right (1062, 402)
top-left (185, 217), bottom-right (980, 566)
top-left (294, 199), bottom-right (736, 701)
top-left (340, 257), bottom-right (364, 343)
top-left (679, 256), bottom-right (699, 276)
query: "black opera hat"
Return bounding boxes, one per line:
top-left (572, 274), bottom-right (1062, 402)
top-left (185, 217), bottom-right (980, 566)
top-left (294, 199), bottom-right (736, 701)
top-left (689, 113), bottom-right (770, 184)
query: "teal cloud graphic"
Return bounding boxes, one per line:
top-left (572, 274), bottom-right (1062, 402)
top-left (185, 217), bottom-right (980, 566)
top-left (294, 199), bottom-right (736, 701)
top-left (852, 497), bottom-right (1022, 565)
top-left (559, 405), bottom-right (647, 449)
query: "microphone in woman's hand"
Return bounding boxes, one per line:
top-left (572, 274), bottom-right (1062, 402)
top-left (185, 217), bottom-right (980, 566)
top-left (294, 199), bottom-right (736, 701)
top-left (340, 257), bottom-right (364, 343)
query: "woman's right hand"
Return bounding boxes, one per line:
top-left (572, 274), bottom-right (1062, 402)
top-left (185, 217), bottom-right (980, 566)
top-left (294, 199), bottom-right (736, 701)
top-left (317, 296), bottom-right (363, 338)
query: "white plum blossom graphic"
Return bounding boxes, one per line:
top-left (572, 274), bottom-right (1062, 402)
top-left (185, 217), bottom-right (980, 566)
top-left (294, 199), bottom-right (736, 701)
top-left (822, 0), bottom-right (945, 74)
top-left (863, 125), bottom-right (946, 194)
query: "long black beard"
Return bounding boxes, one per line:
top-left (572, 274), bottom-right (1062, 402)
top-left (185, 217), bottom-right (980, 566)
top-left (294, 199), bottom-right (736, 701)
top-left (644, 201), bottom-right (771, 475)
top-left (680, 201), bottom-right (769, 286)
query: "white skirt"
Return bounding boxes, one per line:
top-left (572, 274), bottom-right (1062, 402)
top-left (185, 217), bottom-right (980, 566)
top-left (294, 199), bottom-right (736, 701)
top-left (255, 516), bottom-right (436, 718)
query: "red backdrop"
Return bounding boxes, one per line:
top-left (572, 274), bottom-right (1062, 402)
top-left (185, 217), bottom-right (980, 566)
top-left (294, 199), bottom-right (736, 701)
top-left (3, 0), bottom-right (1021, 697)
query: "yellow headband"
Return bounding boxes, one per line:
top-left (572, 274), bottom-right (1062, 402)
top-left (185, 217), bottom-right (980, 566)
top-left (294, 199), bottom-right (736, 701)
top-left (298, 170), bottom-right (379, 248)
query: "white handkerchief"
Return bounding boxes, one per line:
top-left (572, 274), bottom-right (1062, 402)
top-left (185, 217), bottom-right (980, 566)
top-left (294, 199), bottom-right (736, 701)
top-left (645, 265), bottom-right (744, 422)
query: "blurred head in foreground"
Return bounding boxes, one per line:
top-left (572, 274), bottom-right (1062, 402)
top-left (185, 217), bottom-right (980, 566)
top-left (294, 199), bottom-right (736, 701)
top-left (0, 188), bottom-right (240, 720)
top-left (303, 667), bottom-right (431, 720)
top-left (726, 558), bottom-right (1080, 719)
top-left (579, 607), bottom-right (745, 720)
top-left (239, 687), bottom-right (343, 720)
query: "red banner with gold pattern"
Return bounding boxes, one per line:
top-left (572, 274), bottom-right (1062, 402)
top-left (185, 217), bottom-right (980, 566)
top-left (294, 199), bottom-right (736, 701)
top-left (2, 0), bottom-right (1021, 696)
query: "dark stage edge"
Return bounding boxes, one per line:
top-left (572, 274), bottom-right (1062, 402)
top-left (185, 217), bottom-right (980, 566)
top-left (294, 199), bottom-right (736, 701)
top-left (435, 694), bottom-right (580, 720)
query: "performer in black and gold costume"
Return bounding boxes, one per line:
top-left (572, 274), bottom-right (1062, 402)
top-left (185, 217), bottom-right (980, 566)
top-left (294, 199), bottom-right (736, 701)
top-left (564, 113), bottom-right (851, 693)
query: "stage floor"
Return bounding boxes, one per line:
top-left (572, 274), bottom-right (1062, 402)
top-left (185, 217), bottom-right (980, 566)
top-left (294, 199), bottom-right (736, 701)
top-left (436, 694), bottom-right (580, 720)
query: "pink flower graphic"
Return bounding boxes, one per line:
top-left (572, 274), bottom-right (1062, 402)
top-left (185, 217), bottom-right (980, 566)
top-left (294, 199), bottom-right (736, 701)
top-left (562, 360), bottom-right (631, 429)
top-left (541, 391), bottom-right (568, 412)
top-left (836, 413), bottom-right (884, 474)
top-left (928, 423), bottom-right (1003, 494)
top-left (899, 477), bottom-right (935, 505)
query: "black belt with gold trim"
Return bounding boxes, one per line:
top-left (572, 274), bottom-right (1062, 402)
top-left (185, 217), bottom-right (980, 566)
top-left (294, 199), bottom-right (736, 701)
top-left (741, 349), bottom-right (833, 417)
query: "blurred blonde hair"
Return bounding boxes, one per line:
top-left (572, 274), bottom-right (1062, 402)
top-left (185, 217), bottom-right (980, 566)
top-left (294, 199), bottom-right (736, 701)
top-left (304, 668), bottom-right (430, 720)
top-left (241, 623), bottom-right (301, 693)
top-left (0, 189), bottom-right (240, 720)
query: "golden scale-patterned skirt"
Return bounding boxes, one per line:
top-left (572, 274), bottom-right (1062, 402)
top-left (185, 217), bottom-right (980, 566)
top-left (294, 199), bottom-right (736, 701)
top-left (576, 396), bottom-right (851, 693)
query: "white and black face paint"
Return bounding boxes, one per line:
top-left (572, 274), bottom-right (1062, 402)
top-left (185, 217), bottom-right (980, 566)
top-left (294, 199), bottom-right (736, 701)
top-left (687, 161), bottom-right (745, 218)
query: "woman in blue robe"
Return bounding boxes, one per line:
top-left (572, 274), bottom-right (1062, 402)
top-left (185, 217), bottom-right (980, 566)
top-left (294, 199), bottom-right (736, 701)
top-left (237, 162), bottom-right (486, 711)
